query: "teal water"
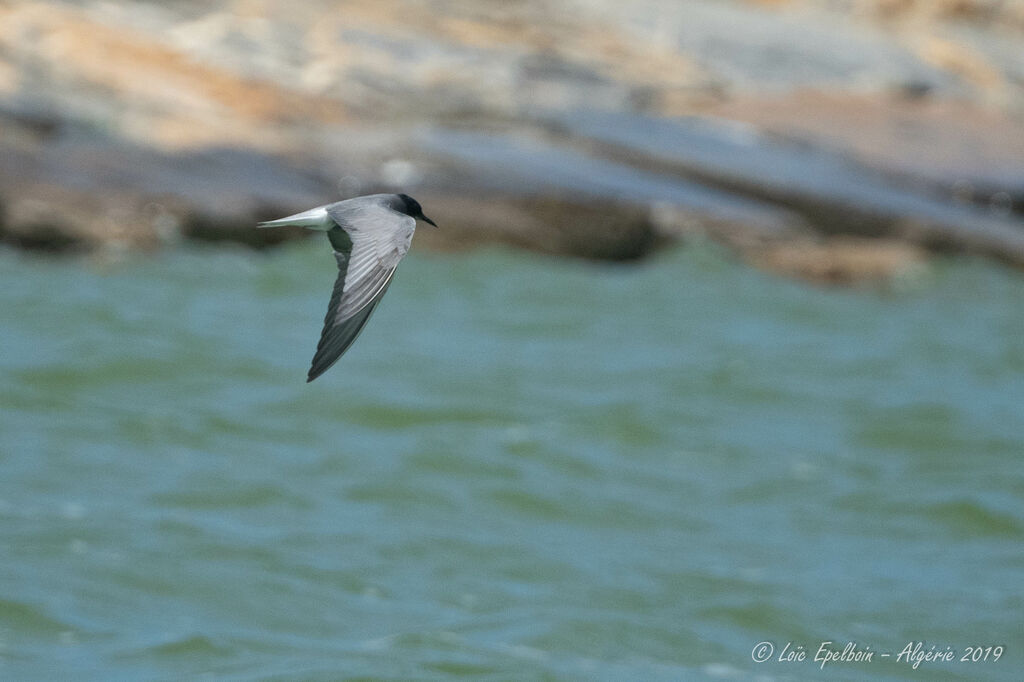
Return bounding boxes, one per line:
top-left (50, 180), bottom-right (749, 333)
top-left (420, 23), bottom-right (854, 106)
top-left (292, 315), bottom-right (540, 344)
top-left (1, 242), bottom-right (1022, 681)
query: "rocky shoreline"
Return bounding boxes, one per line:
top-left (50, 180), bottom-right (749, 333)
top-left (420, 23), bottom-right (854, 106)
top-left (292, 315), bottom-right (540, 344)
top-left (1, 0), bottom-right (1022, 283)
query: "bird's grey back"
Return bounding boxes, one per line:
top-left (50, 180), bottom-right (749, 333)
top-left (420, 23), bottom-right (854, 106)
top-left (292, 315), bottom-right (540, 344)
top-left (325, 194), bottom-right (415, 271)
top-left (326, 194), bottom-right (405, 230)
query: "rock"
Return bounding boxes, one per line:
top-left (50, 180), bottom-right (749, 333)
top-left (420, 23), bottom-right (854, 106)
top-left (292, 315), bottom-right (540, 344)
top-left (0, 109), bottom-right (334, 251)
top-left (549, 109), bottom-right (1024, 268)
top-left (700, 92), bottom-right (1024, 216)
top-left (413, 193), bottom-right (663, 261)
top-left (1, 0), bottom-right (1023, 283)
top-left (746, 237), bottom-right (929, 285)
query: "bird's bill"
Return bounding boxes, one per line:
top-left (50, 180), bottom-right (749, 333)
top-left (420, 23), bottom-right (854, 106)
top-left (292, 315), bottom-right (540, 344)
top-left (421, 214), bottom-right (437, 227)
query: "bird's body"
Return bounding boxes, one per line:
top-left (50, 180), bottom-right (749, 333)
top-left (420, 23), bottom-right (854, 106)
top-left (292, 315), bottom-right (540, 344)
top-left (258, 193), bottom-right (436, 382)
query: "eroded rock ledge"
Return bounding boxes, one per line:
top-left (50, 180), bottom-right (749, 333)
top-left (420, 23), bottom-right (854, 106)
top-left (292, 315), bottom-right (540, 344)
top-left (1, 0), bottom-right (1022, 285)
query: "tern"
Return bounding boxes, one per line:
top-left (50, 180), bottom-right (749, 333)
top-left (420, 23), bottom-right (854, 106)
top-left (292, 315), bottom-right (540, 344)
top-left (258, 193), bottom-right (436, 382)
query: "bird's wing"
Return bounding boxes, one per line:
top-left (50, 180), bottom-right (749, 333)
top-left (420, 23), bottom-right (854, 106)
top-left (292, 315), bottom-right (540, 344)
top-left (306, 249), bottom-right (394, 382)
top-left (306, 204), bottom-right (415, 382)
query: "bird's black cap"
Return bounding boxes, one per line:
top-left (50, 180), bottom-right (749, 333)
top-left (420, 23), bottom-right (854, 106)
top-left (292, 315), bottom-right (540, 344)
top-left (397, 193), bottom-right (437, 227)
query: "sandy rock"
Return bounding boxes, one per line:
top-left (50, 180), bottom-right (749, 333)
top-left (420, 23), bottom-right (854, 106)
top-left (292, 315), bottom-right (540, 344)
top-left (747, 237), bottom-right (929, 285)
top-left (701, 91), bottom-right (1024, 212)
top-left (0, 0), bottom-right (1022, 282)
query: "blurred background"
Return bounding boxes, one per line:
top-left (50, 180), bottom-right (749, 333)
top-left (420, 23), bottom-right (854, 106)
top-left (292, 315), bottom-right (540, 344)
top-left (1, 0), bottom-right (1023, 679)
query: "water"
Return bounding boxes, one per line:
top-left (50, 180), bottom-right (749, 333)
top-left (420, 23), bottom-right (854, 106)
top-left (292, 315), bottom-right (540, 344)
top-left (1, 242), bottom-right (1022, 680)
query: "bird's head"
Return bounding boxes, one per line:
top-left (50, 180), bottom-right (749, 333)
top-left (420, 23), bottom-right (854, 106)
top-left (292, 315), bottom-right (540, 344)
top-left (397, 193), bottom-right (437, 227)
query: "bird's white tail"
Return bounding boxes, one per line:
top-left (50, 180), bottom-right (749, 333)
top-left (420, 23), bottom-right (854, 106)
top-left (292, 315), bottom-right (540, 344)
top-left (257, 205), bottom-right (334, 230)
